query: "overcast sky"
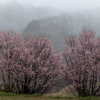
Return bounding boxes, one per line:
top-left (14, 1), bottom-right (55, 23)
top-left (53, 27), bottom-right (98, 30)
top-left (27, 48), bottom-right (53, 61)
top-left (0, 0), bottom-right (100, 11)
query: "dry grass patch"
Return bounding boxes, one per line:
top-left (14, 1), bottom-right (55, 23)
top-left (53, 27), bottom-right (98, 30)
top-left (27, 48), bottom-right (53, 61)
top-left (45, 85), bottom-right (77, 97)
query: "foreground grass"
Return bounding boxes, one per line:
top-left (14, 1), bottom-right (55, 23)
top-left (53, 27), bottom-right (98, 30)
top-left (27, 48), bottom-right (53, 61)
top-left (0, 91), bottom-right (99, 100)
top-left (0, 96), bottom-right (99, 100)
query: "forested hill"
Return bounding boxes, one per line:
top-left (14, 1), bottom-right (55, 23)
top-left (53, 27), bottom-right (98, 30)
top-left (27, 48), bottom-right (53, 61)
top-left (0, 0), bottom-right (61, 32)
top-left (21, 13), bottom-right (85, 51)
top-left (22, 10), bottom-right (100, 51)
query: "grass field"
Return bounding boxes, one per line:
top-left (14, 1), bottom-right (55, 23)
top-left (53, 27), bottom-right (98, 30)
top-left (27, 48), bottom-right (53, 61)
top-left (0, 95), bottom-right (99, 100)
top-left (0, 87), bottom-right (99, 100)
top-left (0, 96), bottom-right (75, 100)
top-left (0, 92), bottom-right (76, 100)
top-left (0, 96), bottom-right (77, 100)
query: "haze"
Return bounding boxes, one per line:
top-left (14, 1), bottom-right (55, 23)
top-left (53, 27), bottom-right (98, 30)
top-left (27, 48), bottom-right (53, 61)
top-left (0, 0), bottom-right (100, 51)
top-left (0, 0), bottom-right (100, 11)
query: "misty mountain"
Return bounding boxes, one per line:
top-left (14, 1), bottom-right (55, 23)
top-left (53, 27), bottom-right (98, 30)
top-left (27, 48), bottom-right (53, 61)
top-left (22, 9), bottom-right (100, 51)
top-left (0, 0), bottom-right (61, 32)
top-left (0, 0), bottom-right (100, 52)
top-left (0, 0), bottom-right (100, 34)
top-left (22, 13), bottom-right (85, 51)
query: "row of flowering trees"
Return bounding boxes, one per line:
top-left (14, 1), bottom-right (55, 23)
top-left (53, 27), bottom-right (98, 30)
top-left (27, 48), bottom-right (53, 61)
top-left (0, 30), bottom-right (100, 97)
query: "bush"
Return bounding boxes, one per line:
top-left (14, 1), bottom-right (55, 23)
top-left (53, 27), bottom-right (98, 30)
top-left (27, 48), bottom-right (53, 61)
top-left (61, 30), bottom-right (100, 97)
top-left (0, 30), bottom-right (62, 94)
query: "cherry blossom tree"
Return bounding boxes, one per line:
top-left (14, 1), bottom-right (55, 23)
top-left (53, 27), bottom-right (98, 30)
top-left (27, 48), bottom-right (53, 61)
top-left (0, 30), bottom-right (62, 94)
top-left (62, 30), bottom-right (100, 97)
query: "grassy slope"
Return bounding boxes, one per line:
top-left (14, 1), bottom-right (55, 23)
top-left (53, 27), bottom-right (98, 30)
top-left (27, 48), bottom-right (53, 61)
top-left (45, 85), bottom-right (77, 97)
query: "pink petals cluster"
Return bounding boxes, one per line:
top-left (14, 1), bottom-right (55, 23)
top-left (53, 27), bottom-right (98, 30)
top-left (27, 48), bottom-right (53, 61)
top-left (62, 30), bottom-right (100, 97)
top-left (0, 30), bottom-right (62, 94)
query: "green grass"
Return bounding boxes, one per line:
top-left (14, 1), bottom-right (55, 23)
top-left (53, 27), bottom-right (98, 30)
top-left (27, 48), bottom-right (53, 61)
top-left (0, 91), bottom-right (100, 100)
top-left (0, 91), bottom-right (42, 97)
top-left (78, 96), bottom-right (100, 100)
top-left (0, 91), bottom-right (17, 96)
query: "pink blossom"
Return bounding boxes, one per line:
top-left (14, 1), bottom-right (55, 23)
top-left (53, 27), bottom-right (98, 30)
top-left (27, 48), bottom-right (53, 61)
top-left (0, 30), bottom-right (62, 94)
top-left (61, 30), bottom-right (100, 97)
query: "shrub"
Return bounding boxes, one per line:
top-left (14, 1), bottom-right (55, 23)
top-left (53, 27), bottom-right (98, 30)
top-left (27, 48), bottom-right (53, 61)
top-left (61, 30), bottom-right (100, 97)
top-left (0, 30), bottom-right (62, 94)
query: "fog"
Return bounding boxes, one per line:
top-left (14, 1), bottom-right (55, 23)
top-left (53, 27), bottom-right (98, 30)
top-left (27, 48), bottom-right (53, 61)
top-left (0, 0), bottom-right (62, 32)
top-left (0, 0), bottom-right (100, 51)
top-left (1, 0), bottom-right (100, 10)
top-left (0, 0), bottom-right (100, 32)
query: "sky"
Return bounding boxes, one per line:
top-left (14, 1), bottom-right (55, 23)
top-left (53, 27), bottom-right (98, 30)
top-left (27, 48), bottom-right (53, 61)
top-left (0, 0), bottom-right (100, 11)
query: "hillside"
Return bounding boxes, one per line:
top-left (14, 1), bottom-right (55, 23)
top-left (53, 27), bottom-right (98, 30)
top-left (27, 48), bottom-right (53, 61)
top-left (22, 13), bottom-right (84, 51)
